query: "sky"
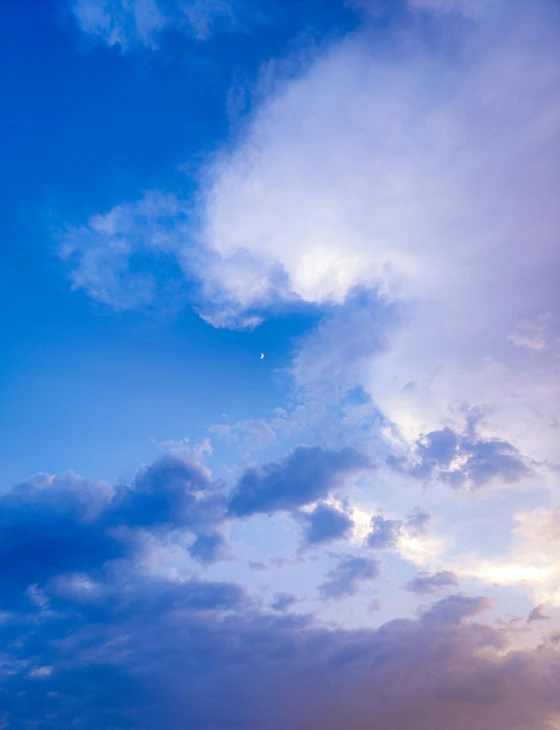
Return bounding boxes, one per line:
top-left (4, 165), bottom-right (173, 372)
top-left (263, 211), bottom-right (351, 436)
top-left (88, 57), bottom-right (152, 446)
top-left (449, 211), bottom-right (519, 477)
top-left (1, 0), bottom-right (559, 727)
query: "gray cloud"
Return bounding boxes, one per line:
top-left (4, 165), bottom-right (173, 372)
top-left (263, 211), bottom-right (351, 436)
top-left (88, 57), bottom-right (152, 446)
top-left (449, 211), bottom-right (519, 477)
top-left (318, 555), bottom-right (380, 600)
top-left (1, 461), bottom-right (559, 730)
top-left (406, 508), bottom-right (431, 534)
top-left (391, 426), bottom-right (531, 489)
top-left (3, 582), bottom-right (560, 730)
top-left (228, 446), bottom-right (369, 517)
top-left (299, 502), bottom-right (355, 547)
top-left (405, 570), bottom-right (460, 595)
top-left (270, 592), bottom-right (300, 612)
top-left (188, 531), bottom-right (229, 564)
top-left (421, 594), bottom-right (490, 625)
top-left (527, 605), bottom-right (553, 624)
top-left (366, 516), bottom-right (404, 549)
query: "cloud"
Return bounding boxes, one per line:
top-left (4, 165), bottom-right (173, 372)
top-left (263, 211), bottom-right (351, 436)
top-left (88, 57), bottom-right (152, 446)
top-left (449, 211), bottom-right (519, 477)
top-left (0, 445), bottom-right (371, 606)
top-left (366, 515), bottom-right (404, 550)
top-left (3, 580), bottom-right (560, 729)
top-left (190, 0), bottom-right (559, 324)
top-left (299, 502), bottom-right (355, 546)
top-left (0, 453), bottom-right (227, 605)
top-left (109, 453), bottom-right (223, 528)
top-left (61, 0), bottom-right (560, 478)
top-left (270, 592), bottom-right (300, 612)
top-left (59, 192), bottom-right (188, 311)
top-left (509, 313), bottom-right (552, 351)
top-left (528, 605), bottom-right (553, 624)
top-left (188, 531), bottom-right (229, 564)
top-left (28, 1), bottom-right (560, 723)
top-left (2, 462), bottom-right (560, 729)
top-left (69, 0), bottom-right (250, 51)
top-left (405, 570), bottom-right (460, 595)
top-left (189, 0), bottom-right (559, 473)
top-left (406, 508), bottom-right (431, 534)
top-left (318, 555), bottom-right (380, 599)
top-left (421, 594), bottom-right (490, 625)
top-left (228, 445), bottom-right (369, 517)
top-left (0, 471), bottom-right (120, 599)
top-left (391, 424), bottom-right (532, 489)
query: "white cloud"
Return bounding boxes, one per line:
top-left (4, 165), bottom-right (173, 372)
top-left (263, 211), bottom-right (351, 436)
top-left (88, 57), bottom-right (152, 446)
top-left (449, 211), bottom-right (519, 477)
top-left (195, 1), bottom-right (559, 320)
top-left (62, 0), bottom-right (560, 501)
top-left (59, 192), bottom-right (189, 309)
top-left (192, 0), bottom-right (559, 465)
top-left (509, 313), bottom-right (552, 351)
top-left (70, 0), bottom-right (245, 50)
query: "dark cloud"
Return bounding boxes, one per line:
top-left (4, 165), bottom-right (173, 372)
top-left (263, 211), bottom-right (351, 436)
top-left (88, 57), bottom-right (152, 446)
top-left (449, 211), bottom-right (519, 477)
top-left (405, 570), bottom-right (460, 595)
top-left (416, 427), bottom-right (460, 474)
top-left (462, 438), bottom-right (531, 487)
top-left (527, 605), bottom-right (553, 624)
top-left (0, 454), bottom-right (226, 606)
top-left (109, 454), bottom-right (223, 528)
top-left (318, 556), bottom-right (380, 599)
top-left (421, 594), bottom-right (490, 625)
top-left (406, 508), bottom-right (431, 534)
top-left (228, 446), bottom-right (369, 517)
top-left (0, 472), bottom-right (122, 600)
top-left (2, 586), bottom-right (560, 730)
top-left (142, 577), bottom-right (248, 614)
top-left (366, 515), bottom-right (403, 549)
top-left (390, 427), bottom-right (531, 489)
top-left (2, 445), bottom-right (368, 606)
top-left (2, 454), bottom-right (559, 729)
top-left (188, 531), bottom-right (229, 564)
top-left (299, 503), bottom-right (355, 546)
top-left (270, 592), bottom-right (300, 612)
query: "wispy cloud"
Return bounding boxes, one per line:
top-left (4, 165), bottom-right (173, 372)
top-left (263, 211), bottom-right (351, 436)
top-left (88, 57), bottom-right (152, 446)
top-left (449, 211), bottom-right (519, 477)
top-left (70, 0), bottom-right (255, 51)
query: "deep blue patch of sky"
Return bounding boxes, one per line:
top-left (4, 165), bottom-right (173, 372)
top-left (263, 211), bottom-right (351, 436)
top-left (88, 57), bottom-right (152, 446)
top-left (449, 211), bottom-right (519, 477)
top-left (0, 0), bottom-right (363, 487)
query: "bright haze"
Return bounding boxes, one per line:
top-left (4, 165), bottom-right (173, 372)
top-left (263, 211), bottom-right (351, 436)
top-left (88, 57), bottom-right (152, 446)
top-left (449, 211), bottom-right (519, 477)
top-left (1, 0), bottom-right (560, 727)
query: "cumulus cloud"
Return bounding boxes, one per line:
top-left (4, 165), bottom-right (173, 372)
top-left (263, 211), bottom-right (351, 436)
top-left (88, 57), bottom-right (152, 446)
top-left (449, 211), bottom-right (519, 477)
top-left (318, 555), bottom-right (379, 599)
top-left (3, 577), bottom-right (560, 729)
top-left (109, 452), bottom-right (223, 528)
top-left (0, 471), bottom-right (119, 599)
top-left (0, 445), bottom-right (374, 606)
top-left (406, 508), bottom-right (431, 534)
top-left (9, 0), bottom-right (560, 725)
top-left (391, 424), bottom-right (532, 489)
top-left (0, 453), bottom-right (221, 603)
top-left (299, 502), bottom-right (355, 547)
top-left (188, 531), bottom-right (229, 564)
top-left (192, 0), bottom-right (559, 470)
top-left (366, 515), bottom-right (404, 549)
top-left (61, 0), bottom-right (560, 476)
top-left (228, 445), bottom-right (369, 517)
top-left (270, 591), bottom-right (300, 612)
top-left (420, 593), bottom-right (489, 625)
top-left (191, 0), bottom-right (559, 323)
top-left (405, 570), bottom-right (460, 595)
top-left (1, 453), bottom-right (560, 728)
top-left (528, 605), bottom-right (553, 624)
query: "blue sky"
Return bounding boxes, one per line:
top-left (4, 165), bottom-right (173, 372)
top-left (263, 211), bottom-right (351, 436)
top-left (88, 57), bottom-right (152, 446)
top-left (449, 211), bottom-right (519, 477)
top-left (1, 0), bottom-right (560, 727)
top-left (1, 0), bottom-right (339, 483)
